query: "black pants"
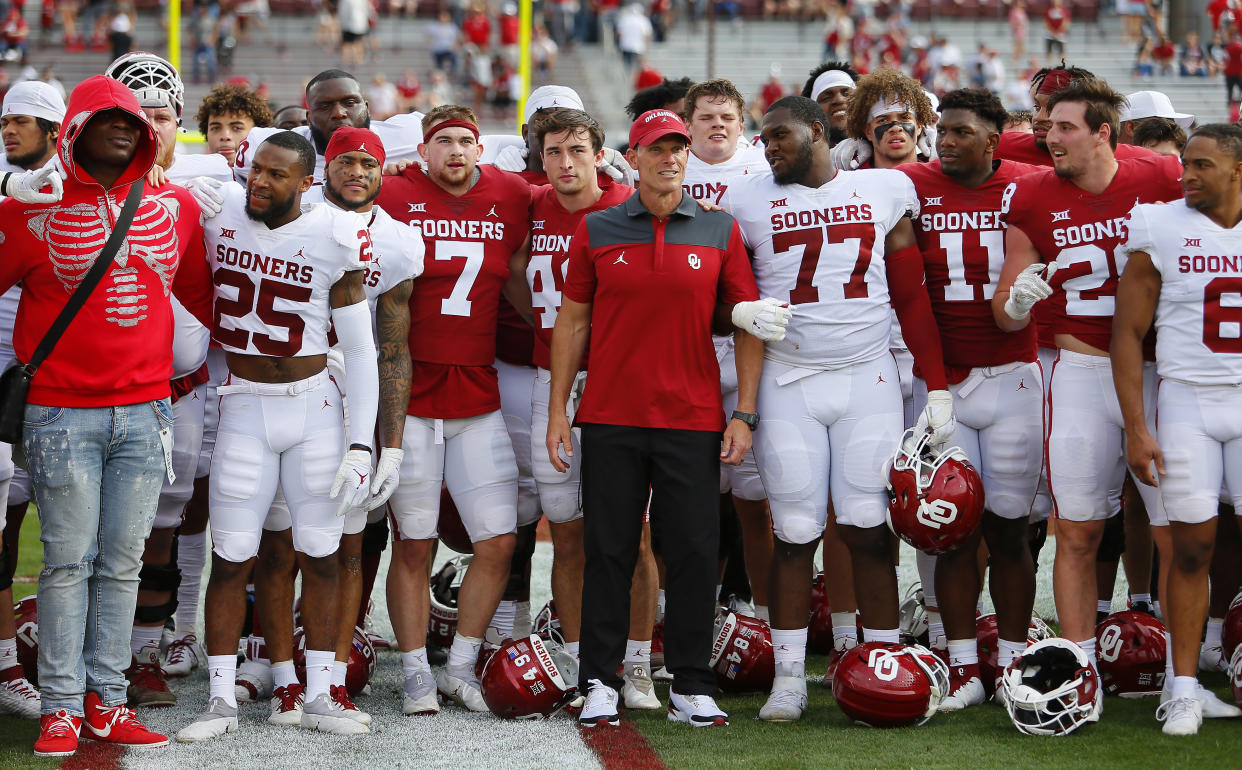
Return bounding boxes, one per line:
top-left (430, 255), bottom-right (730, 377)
top-left (579, 423), bottom-right (721, 696)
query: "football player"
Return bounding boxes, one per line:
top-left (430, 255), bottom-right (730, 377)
top-left (1113, 123), bottom-right (1242, 735)
top-left (724, 96), bottom-right (953, 722)
top-left (195, 83), bottom-right (273, 165)
top-left (834, 69), bottom-right (936, 173)
top-left (800, 62), bottom-right (858, 146)
top-left (899, 88), bottom-right (1043, 706)
top-left (376, 105), bottom-right (532, 713)
top-left (177, 130), bottom-right (379, 742)
top-left (992, 78), bottom-right (1181, 685)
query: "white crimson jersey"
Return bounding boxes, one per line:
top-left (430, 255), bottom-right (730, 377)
top-left (167, 151), bottom-right (234, 184)
top-left (682, 141), bottom-right (770, 205)
top-left (359, 205), bottom-right (424, 309)
top-left (1127, 202), bottom-right (1242, 384)
top-left (207, 183), bottom-right (367, 357)
top-left (721, 168), bottom-right (920, 368)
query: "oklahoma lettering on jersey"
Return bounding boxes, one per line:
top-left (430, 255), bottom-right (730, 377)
top-left (527, 181), bottom-right (634, 370)
top-left (377, 164), bottom-right (531, 418)
top-left (682, 141), bottom-right (770, 205)
top-left (208, 184), bottom-right (366, 357)
top-left (721, 168), bottom-right (919, 368)
top-left (1127, 202), bottom-right (1242, 384)
top-left (901, 159), bottom-right (1041, 371)
top-left (1002, 155), bottom-right (1182, 351)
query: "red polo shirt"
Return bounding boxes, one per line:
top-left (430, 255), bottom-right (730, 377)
top-left (562, 190), bottom-right (758, 432)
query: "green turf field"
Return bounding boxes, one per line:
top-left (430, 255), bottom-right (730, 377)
top-left (12, 506), bottom-right (39, 601)
top-left (2, 509), bottom-right (53, 768)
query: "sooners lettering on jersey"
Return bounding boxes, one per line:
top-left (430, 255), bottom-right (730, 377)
top-left (207, 184), bottom-right (366, 357)
top-left (902, 159), bottom-right (1041, 372)
top-left (1127, 202), bottom-right (1242, 384)
top-left (377, 165), bottom-right (532, 418)
top-left (721, 168), bottom-right (919, 368)
top-left (527, 182), bottom-right (634, 370)
top-left (682, 142), bottom-right (769, 205)
top-left (359, 205), bottom-right (424, 306)
top-left (1002, 155), bottom-right (1182, 351)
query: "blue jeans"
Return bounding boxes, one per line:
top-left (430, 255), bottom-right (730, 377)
top-left (24, 399), bottom-right (171, 715)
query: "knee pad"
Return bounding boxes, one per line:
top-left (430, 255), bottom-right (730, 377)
top-left (212, 527), bottom-right (261, 563)
top-left (135, 558), bottom-right (181, 623)
top-left (771, 504), bottom-right (825, 546)
top-left (0, 544), bottom-right (10, 591)
top-left (1096, 511), bottom-right (1126, 562)
top-left (1027, 519), bottom-right (1049, 571)
top-left (503, 526), bottom-right (537, 596)
top-left (361, 515), bottom-right (389, 555)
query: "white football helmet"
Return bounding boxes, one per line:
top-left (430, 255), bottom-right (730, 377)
top-left (1001, 638), bottom-right (1101, 736)
top-left (105, 51), bottom-right (185, 119)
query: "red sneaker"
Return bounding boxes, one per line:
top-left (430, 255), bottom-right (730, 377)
top-left (33, 710), bottom-right (81, 757)
top-left (329, 685), bottom-right (371, 726)
top-left (125, 647), bottom-right (176, 707)
top-left (82, 692), bottom-right (169, 749)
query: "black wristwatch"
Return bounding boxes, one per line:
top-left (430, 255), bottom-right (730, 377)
top-left (731, 410), bottom-right (759, 431)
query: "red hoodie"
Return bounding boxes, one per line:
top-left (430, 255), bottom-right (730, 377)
top-left (0, 75), bottom-right (210, 407)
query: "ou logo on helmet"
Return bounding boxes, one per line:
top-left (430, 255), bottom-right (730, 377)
top-left (916, 500), bottom-right (958, 530)
top-left (867, 647), bottom-right (901, 682)
top-left (1098, 624), bottom-right (1123, 663)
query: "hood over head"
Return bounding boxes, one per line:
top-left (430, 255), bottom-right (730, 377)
top-left (57, 74), bottom-right (157, 189)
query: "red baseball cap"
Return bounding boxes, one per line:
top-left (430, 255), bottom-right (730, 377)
top-left (629, 109), bottom-right (690, 148)
top-left (325, 126), bottom-right (386, 169)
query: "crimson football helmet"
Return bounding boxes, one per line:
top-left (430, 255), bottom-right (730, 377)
top-left (292, 626), bottom-right (376, 697)
top-left (428, 555), bottom-right (471, 648)
top-left (1095, 610), bottom-right (1167, 697)
top-left (14, 596), bottom-right (37, 684)
top-left (977, 613), bottom-right (1054, 696)
top-left (438, 485), bottom-right (473, 554)
top-left (1001, 638), bottom-right (1100, 736)
top-left (710, 610), bottom-right (775, 693)
top-left (1223, 590), bottom-right (1242, 662)
top-left (885, 429), bottom-right (985, 555)
top-left (831, 642), bottom-right (949, 727)
top-left (480, 635), bottom-right (575, 719)
top-left (807, 571), bottom-right (835, 654)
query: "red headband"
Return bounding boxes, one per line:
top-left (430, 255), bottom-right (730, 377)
top-left (1037, 69), bottom-right (1073, 96)
top-left (423, 118), bottom-right (480, 143)
top-left (324, 126), bottom-right (386, 169)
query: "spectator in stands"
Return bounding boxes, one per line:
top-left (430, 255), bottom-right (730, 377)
top-left (1005, 109), bottom-right (1034, 132)
top-left (2, 6), bottom-right (28, 63)
top-left (215, 7), bottom-right (239, 75)
top-left (368, 72), bottom-right (398, 120)
top-left (634, 57), bottom-right (663, 90)
top-left (314, 0), bottom-right (338, 49)
top-left (1044, 0), bottom-right (1070, 63)
top-left (1009, 0), bottom-right (1028, 63)
top-left (60, 0), bottom-right (83, 51)
top-left (462, 3), bottom-right (492, 53)
top-left (1152, 34), bottom-right (1176, 75)
top-left (1180, 30), bottom-right (1210, 76)
top-left (624, 75), bottom-right (693, 120)
top-left (107, 0), bottom-right (134, 62)
top-left (395, 69), bottom-right (422, 112)
top-left (823, 3), bottom-right (853, 60)
top-left (1133, 38), bottom-right (1155, 81)
top-left (426, 10), bottom-right (460, 74)
top-left (425, 68), bottom-right (454, 109)
top-left (532, 23), bottom-right (559, 80)
top-left (1225, 28), bottom-right (1242, 103)
top-left (1119, 0), bottom-right (1147, 44)
top-left (188, 3), bottom-right (218, 84)
top-left (616, 3), bottom-right (652, 74)
top-left (1131, 117), bottom-right (1186, 154)
top-left (338, 0), bottom-right (369, 67)
top-left (499, 3), bottom-right (520, 60)
top-left (650, 0), bottom-right (671, 42)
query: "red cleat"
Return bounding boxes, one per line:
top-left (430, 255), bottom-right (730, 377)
top-left (33, 710), bottom-right (81, 757)
top-left (82, 692), bottom-right (169, 749)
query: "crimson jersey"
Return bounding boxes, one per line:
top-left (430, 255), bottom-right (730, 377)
top-left (901, 159), bottom-right (1042, 375)
top-left (996, 131), bottom-right (1156, 166)
top-left (1002, 155), bottom-right (1183, 351)
top-left (377, 165), bottom-right (532, 418)
top-left (527, 182), bottom-right (635, 370)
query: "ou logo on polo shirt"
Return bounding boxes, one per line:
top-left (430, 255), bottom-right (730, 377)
top-left (688, 253), bottom-right (701, 270)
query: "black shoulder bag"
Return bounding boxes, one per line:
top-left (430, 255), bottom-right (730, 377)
top-left (0, 179), bottom-right (145, 444)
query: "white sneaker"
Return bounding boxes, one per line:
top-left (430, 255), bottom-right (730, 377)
top-left (1157, 696), bottom-right (1203, 736)
top-left (235, 659), bottom-right (272, 703)
top-left (176, 697), bottom-right (238, 743)
top-left (939, 668), bottom-right (986, 712)
top-left (651, 665), bottom-right (673, 682)
top-left (0, 666), bottom-right (40, 718)
top-left (758, 674), bottom-right (807, 722)
top-left (268, 683), bottom-right (305, 726)
top-left (621, 662), bottom-right (660, 709)
top-left (668, 690), bottom-right (728, 727)
top-left (1199, 643), bottom-right (1229, 674)
top-left (435, 666), bottom-right (488, 712)
top-left (403, 669), bottom-right (439, 715)
top-left (163, 634), bottom-right (204, 677)
top-left (1160, 682), bottom-right (1242, 718)
top-left (300, 693), bottom-right (369, 735)
top-left (578, 679), bottom-right (619, 727)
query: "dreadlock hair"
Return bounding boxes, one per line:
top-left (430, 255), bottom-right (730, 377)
top-left (800, 61), bottom-right (860, 98)
top-left (625, 77), bottom-right (694, 120)
top-left (937, 88), bottom-right (1010, 133)
top-left (1028, 61), bottom-right (1095, 93)
top-left (844, 67), bottom-right (936, 141)
top-left (1046, 77), bottom-right (1126, 150)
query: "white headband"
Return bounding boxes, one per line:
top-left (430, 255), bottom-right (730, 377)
top-left (869, 95), bottom-right (913, 122)
top-left (810, 70), bottom-right (855, 102)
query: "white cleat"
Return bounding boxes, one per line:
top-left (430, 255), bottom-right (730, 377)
top-left (268, 684), bottom-right (305, 726)
top-left (234, 659), bottom-right (272, 704)
top-left (621, 662), bottom-right (661, 710)
top-left (667, 691), bottom-right (728, 727)
top-left (0, 668), bottom-right (40, 718)
top-left (651, 665), bottom-right (673, 682)
top-left (176, 697), bottom-right (238, 743)
top-left (578, 680), bottom-right (619, 728)
top-left (1199, 643), bottom-right (1229, 674)
top-left (758, 675), bottom-right (808, 722)
top-left (1158, 696), bottom-right (1203, 736)
top-left (163, 634), bottom-right (205, 677)
top-left (939, 676), bottom-right (986, 712)
top-left (402, 669), bottom-right (440, 715)
top-left (300, 693), bottom-right (370, 735)
top-left (435, 667), bottom-right (488, 712)
top-left (1160, 683), bottom-right (1242, 718)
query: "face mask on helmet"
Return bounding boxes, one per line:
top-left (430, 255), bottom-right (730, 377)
top-left (1001, 638), bottom-right (1100, 736)
top-left (832, 642), bottom-right (950, 727)
top-left (104, 51), bottom-right (185, 122)
top-left (428, 554), bottom-right (471, 648)
top-left (885, 427), bottom-right (985, 555)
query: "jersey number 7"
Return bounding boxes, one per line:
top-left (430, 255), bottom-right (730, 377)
top-left (775, 224), bottom-right (877, 304)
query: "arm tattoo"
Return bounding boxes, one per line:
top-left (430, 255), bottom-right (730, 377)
top-left (376, 279), bottom-right (413, 449)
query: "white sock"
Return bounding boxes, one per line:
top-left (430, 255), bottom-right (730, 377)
top-left (862, 627), bottom-right (899, 643)
top-left (514, 601), bottom-right (532, 638)
top-left (130, 624), bottom-right (164, 659)
top-left (1171, 674), bottom-right (1198, 700)
top-left (0, 637), bottom-right (17, 668)
top-left (770, 627), bottom-right (808, 666)
top-left (831, 612), bottom-right (858, 650)
top-left (947, 639), bottom-right (978, 668)
top-left (997, 639), bottom-right (1026, 671)
top-left (915, 550), bottom-right (938, 606)
top-left (623, 639), bottom-right (650, 665)
top-left (332, 660), bottom-right (348, 688)
top-left (566, 641), bottom-right (580, 660)
top-left (1130, 592), bottom-right (1151, 607)
top-left (753, 605), bottom-right (770, 622)
top-left (401, 648), bottom-right (430, 678)
top-left (446, 633), bottom-right (483, 672)
top-left (656, 589), bottom-right (666, 620)
top-left (271, 660), bottom-right (297, 690)
top-left (208, 655), bottom-right (237, 707)
top-left (1204, 618), bottom-right (1224, 647)
top-left (1076, 637), bottom-right (1097, 668)
top-left (304, 649), bottom-right (334, 701)
top-left (1097, 599), bottom-right (1111, 615)
top-left (927, 612), bottom-right (946, 650)
top-left (489, 600), bottom-right (517, 641)
top-left (175, 530), bottom-right (207, 634)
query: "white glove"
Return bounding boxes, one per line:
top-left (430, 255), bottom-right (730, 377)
top-left (330, 448), bottom-right (373, 517)
top-left (829, 137), bottom-right (871, 170)
top-left (493, 144), bottom-right (528, 172)
top-left (1003, 262), bottom-right (1058, 320)
top-left (325, 348), bottom-right (347, 387)
top-left (182, 176), bottom-right (226, 219)
top-left (369, 447), bottom-right (404, 510)
top-left (912, 389), bottom-right (956, 447)
top-left (5, 166), bottom-right (63, 204)
top-left (916, 127), bottom-right (936, 160)
top-left (732, 297), bottom-right (794, 342)
top-left (599, 146), bottom-right (635, 186)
